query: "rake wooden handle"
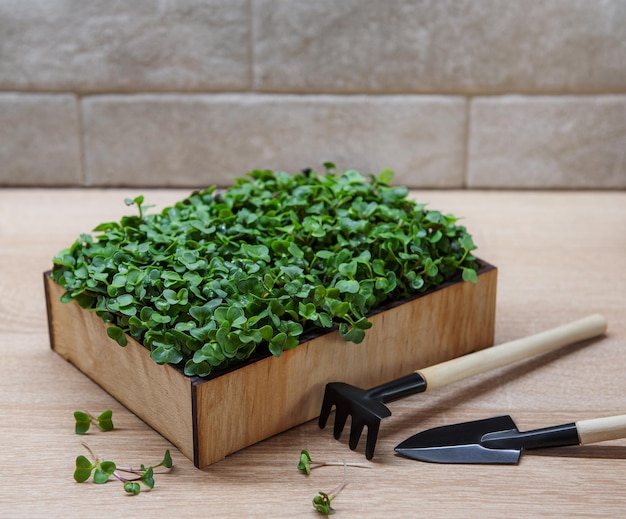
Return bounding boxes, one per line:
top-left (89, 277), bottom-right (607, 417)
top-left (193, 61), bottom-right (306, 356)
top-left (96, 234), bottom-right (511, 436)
top-left (576, 414), bottom-right (626, 445)
top-left (416, 314), bottom-right (607, 391)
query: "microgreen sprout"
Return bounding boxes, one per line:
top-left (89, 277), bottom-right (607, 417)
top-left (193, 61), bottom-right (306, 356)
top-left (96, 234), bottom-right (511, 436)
top-left (298, 450), bottom-right (369, 515)
top-left (311, 461), bottom-right (349, 515)
top-left (73, 443), bottom-right (116, 484)
top-left (297, 449), bottom-right (371, 475)
top-left (74, 410), bottom-right (114, 434)
top-left (74, 443), bottom-right (173, 495)
top-left (124, 195), bottom-right (154, 220)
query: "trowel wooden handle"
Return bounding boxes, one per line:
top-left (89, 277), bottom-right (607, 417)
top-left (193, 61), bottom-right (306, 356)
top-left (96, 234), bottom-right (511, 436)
top-left (416, 314), bottom-right (607, 391)
top-left (577, 414), bottom-right (626, 445)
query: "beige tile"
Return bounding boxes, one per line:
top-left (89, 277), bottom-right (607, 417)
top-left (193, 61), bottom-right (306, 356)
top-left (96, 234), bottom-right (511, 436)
top-left (83, 94), bottom-right (466, 187)
top-left (467, 96), bottom-right (626, 188)
top-left (254, 0), bottom-right (626, 94)
top-left (0, 0), bottom-right (249, 92)
top-left (0, 94), bottom-right (81, 186)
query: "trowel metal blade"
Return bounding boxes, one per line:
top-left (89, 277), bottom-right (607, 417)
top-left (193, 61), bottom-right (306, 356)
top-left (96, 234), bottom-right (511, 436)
top-left (394, 415), bottom-right (522, 464)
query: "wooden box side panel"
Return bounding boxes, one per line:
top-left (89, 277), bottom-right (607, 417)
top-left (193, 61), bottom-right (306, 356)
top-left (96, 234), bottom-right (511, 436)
top-left (195, 267), bottom-right (497, 467)
top-left (45, 275), bottom-right (195, 460)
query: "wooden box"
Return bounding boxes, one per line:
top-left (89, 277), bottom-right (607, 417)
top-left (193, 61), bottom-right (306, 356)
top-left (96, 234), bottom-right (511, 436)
top-left (45, 261), bottom-right (497, 468)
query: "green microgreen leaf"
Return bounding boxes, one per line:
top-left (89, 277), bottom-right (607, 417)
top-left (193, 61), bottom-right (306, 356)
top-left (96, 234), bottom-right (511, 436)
top-left (462, 267), bottom-right (478, 283)
top-left (124, 482), bottom-right (141, 494)
top-left (339, 325), bottom-right (366, 344)
top-left (74, 455), bottom-right (94, 482)
top-left (106, 325), bottom-right (128, 346)
top-left (298, 449), bottom-right (312, 475)
top-left (336, 280), bottom-right (360, 294)
top-left (52, 167), bottom-right (479, 377)
top-left (96, 410), bottom-right (114, 432)
top-left (94, 461), bottom-right (116, 484)
top-left (159, 449), bottom-right (173, 469)
top-left (313, 491), bottom-right (336, 515)
top-left (378, 167), bottom-right (394, 185)
top-left (74, 411), bottom-right (91, 435)
top-left (150, 345), bottom-right (184, 365)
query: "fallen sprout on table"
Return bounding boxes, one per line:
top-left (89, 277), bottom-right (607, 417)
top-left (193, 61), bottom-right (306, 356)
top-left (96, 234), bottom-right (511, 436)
top-left (312, 462), bottom-right (349, 515)
top-left (74, 443), bottom-right (173, 495)
top-left (297, 449), bottom-right (370, 515)
top-left (74, 410), bottom-right (115, 434)
top-left (297, 449), bottom-right (371, 475)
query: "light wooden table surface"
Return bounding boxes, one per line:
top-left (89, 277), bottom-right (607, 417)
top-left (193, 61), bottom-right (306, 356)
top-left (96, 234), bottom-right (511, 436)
top-left (1, 188), bottom-right (625, 518)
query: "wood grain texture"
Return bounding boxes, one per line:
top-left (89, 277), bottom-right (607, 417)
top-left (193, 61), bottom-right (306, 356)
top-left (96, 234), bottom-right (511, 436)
top-left (1, 189), bottom-right (625, 518)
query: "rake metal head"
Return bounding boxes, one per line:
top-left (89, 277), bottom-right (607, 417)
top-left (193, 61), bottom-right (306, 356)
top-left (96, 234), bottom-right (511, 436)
top-left (318, 382), bottom-right (392, 460)
top-left (318, 373), bottom-right (427, 459)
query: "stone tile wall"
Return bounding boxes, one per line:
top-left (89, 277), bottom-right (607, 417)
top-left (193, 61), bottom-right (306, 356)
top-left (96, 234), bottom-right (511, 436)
top-left (1, 0), bottom-right (625, 188)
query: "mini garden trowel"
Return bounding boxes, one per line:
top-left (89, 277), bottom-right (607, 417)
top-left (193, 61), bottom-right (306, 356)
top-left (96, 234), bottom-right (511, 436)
top-left (395, 413), bottom-right (626, 464)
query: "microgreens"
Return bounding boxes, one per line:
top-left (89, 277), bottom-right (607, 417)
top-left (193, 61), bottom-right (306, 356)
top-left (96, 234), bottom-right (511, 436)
top-left (74, 443), bottom-right (172, 495)
top-left (52, 166), bottom-right (478, 377)
top-left (74, 410), bottom-right (114, 434)
top-left (298, 450), bottom-right (370, 515)
top-left (297, 449), bottom-right (370, 475)
top-left (311, 461), bottom-right (349, 515)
